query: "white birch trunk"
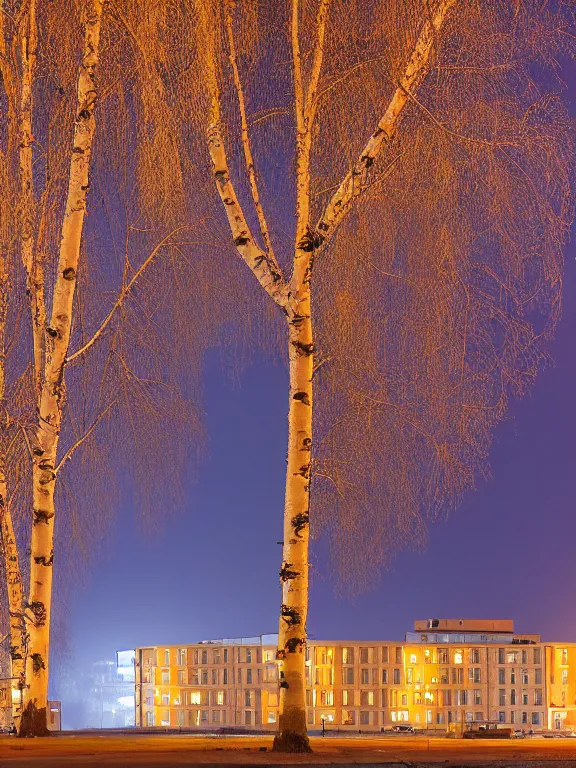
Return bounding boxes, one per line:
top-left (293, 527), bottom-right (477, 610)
top-left (20, 0), bottom-right (103, 736)
top-left (0, 472), bottom-right (26, 727)
top-left (273, 290), bottom-right (313, 752)
top-left (0, 1), bottom-right (25, 729)
top-left (0, 260), bottom-right (26, 727)
top-left (18, 0), bottom-right (46, 404)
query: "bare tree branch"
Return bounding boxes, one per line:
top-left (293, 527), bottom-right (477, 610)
top-left (313, 0), bottom-right (457, 252)
top-left (225, 1), bottom-right (277, 265)
top-left (67, 227), bottom-right (194, 364)
top-left (196, 0), bottom-right (289, 309)
top-left (55, 400), bottom-right (116, 474)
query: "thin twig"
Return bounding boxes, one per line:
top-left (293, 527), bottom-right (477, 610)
top-left (55, 400), bottom-right (117, 474)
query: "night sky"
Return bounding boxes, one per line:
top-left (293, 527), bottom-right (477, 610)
top-left (53, 59), bottom-right (576, 702)
top-left (61, 244), bottom-right (576, 672)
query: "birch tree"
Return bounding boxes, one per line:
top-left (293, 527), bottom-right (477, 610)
top-left (0, 0), bottom-right (204, 735)
top-left (161, 0), bottom-right (575, 751)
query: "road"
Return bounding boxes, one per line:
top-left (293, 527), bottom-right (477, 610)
top-left (1, 733), bottom-right (576, 767)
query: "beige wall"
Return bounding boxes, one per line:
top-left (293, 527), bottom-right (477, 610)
top-left (135, 638), bottom-right (576, 733)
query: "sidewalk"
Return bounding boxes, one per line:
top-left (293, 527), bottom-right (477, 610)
top-left (1, 733), bottom-right (576, 768)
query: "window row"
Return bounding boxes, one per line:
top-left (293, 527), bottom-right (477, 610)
top-left (147, 645), bottom-right (551, 670)
top-left (151, 647), bottom-right (277, 667)
top-left (146, 709), bottom-right (262, 727)
top-left (147, 665), bottom-right (278, 686)
top-left (497, 668), bottom-right (542, 685)
top-left (498, 689), bottom-right (543, 706)
top-left (498, 711), bottom-right (543, 725)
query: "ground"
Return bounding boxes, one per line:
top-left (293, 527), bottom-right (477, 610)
top-left (1, 733), bottom-right (576, 767)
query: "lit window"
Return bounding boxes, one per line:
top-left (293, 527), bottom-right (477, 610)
top-left (190, 692), bottom-right (201, 705)
top-left (217, 691), bottom-right (224, 705)
top-left (454, 651), bottom-right (463, 664)
top-left (268, 711), bottom-right (276, 723)
top-left (410, 654), bottom-right (417, 664)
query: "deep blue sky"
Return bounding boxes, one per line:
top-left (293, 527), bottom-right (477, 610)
top-left (62, 243), bottom-right (576, 678)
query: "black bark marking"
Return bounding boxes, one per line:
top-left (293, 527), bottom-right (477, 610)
top-left (33, 447), bottom-right (44, 456)
top-left (28, 601), bottom-right (47, 627)
top-left (291, 512), bottom-right (309, 538)
top-left (292, 391), bottom-right (310, 406)
top-left (290, 313), bottom-right (307, 327)
top-left (33, 509), bottom-right (54, 526)
top-left (214, 170), bottom-right (227, 185)
top-left (32, 653), bottom-right (46, 674)
top-left (63, 267), bottom-right (76, 280)
top-left (361, 154), bottom-right (374, 168)
top-left (234, 235), bottom-right (250, 247)
top-left (279, 562), bottom-right (299, 582)
top-left (34, 554), bottom-right (54, 567)
top-left (72, 146), bottom-right (85, 154)
top-left (222, 197), bottom-right (234, 205)
top-left (284, 637), bottom-right (305, 653)
top-left (294, 464), bottom-right (310, 480)
top-left (46, 327), bottom-right (57, 338)
top-left (78, 108), bottom-right (91, 120)
top-left (281, 604), bottom-right (301, 626)
top-left (291, 340), bottom-right (314, 356)
top-left (10, 647), bottom-right (23, 661)
top-left (297, 226), bottom-right (325, 252)
top-left (301, 437), bottom-right (312, 451)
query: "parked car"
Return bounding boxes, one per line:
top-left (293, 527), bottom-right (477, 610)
top-left (391, 724), bottom-right (415, 733)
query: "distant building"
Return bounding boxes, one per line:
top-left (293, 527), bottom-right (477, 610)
top-left (85, 653), bottom-right (136, 728)
top-left (134, 619), bottom-right (576, 733)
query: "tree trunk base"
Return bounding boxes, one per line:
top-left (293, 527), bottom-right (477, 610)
top-left (18, 702), bottom-right (50, 737)
top-left (272, 730), bottom-right (312, 753)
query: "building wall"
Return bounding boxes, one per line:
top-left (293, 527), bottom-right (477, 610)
top-left (134, 638), bottom-right (576, 733)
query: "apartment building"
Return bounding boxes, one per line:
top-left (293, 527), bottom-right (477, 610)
top-left (134, 619), bottom-right (576, 733)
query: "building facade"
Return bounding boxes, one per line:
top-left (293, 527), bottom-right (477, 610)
top-left (134, 619), bottom-right (576, 733)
